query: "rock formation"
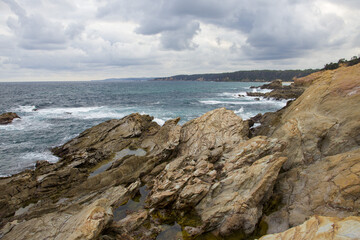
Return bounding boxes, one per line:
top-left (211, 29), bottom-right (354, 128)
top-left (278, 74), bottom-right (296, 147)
top-left (1, 63), bottom-right (360, 239)
top-left (259, 216), bottom-right (360, 240)
top-left (0, 112), bottom-right (20, 124)
top-left (247, 79), bottom-right (305, 100)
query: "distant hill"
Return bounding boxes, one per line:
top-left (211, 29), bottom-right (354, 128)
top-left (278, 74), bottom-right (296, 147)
top-left (98, 77), bottom-right (155, 82)
top-left (153, 69), bottom-right (318, 82)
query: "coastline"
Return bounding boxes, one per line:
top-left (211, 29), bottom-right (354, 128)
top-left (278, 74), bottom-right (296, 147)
top-left (1, 64), bottom-right (360, 239)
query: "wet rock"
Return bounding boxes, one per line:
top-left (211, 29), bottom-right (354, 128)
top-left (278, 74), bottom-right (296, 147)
top-left (259, 216), bottom-right (360, 240)
top-left (0, 112), bottom-right (20, 125)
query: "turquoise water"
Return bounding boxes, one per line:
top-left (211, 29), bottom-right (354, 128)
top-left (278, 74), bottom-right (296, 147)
top-left (0, 81), bottom-right (287, 176)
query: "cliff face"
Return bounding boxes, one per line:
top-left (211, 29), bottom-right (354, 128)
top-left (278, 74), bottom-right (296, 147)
top-left (0, 64), bottom-right (359, 239)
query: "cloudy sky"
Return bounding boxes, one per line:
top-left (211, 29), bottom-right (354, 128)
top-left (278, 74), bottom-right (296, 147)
top-left (0, 0), bottom-right (359, 81)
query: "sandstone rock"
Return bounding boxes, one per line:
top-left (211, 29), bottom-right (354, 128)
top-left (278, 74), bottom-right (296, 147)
top-left (1, 198), bottom-right (113, 240)
top-left (259, 64), bottom-right (360, 234)
top-left (146, 108), bottom-right (249, 209)
top-left (267, 148), bottom-right (360, 230)
top-left (0, 112), bottom-right (20, 124)
top-left (270, 63), bottom-right (360, 169)
top-left (146, 112), bottom-right (286, 237)
top-left (0, 181), bottom-right (140, 240)
top-left (195, 137), bottom-right (286, 236)
top-left (52, 113), bottom-right (159, 167)
top-left (259, 215), bottom-right (360, 240)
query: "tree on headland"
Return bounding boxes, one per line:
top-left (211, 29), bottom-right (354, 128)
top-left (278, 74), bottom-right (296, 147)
top-left (323, 55), bottom-right (360, 70)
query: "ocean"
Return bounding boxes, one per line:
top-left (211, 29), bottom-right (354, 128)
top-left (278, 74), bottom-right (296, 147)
top-left (0, 80), bottom-right (288, 177)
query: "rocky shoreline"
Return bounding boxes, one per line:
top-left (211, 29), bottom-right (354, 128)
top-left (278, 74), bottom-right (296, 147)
top-left (245, 79), bottom-right (305, 100)
top-left (1, 64), bottom-right (360, 239)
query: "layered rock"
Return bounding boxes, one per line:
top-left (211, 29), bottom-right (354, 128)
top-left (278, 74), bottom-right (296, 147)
top-left (1, 64), bottom-right (360, 240)
top-left (0, 112), bottom-right (20, 124)
top-left (259, 216), bottom-right (360, 240)
top-left (145, 109), bottom-right (286, 237)
top-left (256, 63), bottom-right (360, 235)
top-left (0, 182), bottom-right (140, 240)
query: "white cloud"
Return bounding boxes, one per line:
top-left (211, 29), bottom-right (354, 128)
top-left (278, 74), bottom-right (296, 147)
top-left (0, 0), bottom-right (359, 81)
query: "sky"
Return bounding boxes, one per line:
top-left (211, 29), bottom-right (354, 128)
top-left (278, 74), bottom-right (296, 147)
top-left (0, 0), bottom-right (359, 82)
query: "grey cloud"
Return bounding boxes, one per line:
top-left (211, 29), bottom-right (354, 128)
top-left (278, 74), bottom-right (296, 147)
top-left (4, 0), bottom-right (68, 50)
top-left (65, 23), bottom-right (85, 39)
top-left (97, 0), bottom-right (355, 58)
top-left (160, 21), bottom-right (200, 51)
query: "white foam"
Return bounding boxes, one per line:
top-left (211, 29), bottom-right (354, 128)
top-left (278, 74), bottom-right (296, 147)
top-left (234, 107), bottom-right (244, 114)
top-left (153, 118), bottom-right (165, 126)
top-left (20, 151), bottom-right (59, 163)
top-left (252, 88), bottom-right (272, 93)
top-left (35, 106), bottom-right (129, 120)
top-left (237, 112), bottom-right (254, 120)
top-left (200, 100), bottom-right (268, 105)
top-left (13, 105), bottom-right (37, 112)
top-left (0, 116), bottom-right (52, 131)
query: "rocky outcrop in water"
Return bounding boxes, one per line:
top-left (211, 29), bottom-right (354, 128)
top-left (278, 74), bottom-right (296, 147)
top-left (247, 79), bottom-right (305, 100)
top-left (1, 64), bottom-right (360, 239)
top-left (0, 112), bottom-right (20, 124)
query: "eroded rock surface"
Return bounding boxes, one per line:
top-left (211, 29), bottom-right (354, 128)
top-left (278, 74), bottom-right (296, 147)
top-left (1, 64), bottom-right (360, 240)
top-left (146, 109), bottom-right (286, 237)
top-left (259, 216), bottom-right (360, 240)
top-left (257, 64), bottom-right (360, 235)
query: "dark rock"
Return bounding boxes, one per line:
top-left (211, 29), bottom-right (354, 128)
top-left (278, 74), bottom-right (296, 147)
top-left (246, 92), bottom-right (265, 97)
top-left (260, 79), bottom-right (283, 89)
top-left (0, 112), bottom-right (20, 125)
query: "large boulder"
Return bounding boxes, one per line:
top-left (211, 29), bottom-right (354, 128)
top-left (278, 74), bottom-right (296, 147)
top-left (0, 112), bottom-right (20, 125)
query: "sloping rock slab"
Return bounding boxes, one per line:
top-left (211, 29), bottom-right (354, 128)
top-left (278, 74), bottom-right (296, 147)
top-left (259, 215), bottom-right (360, 240)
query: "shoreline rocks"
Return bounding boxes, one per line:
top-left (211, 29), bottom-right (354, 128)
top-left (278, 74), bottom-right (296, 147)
top-left (246, 79), bottom-right (305, 100)
top-left (1, 63), bottom-right (360, 239)
top-left (0, 112), bottom-right (20, 125)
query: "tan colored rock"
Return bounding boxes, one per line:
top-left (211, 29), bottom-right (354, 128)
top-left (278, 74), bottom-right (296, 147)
top-left (52, 113), bottom-right (159, 166)
top-left (147, 119), bottom-right (286, 237)
top-left (269, 148), bottom-right (360, 229)
top-left (259, 215), bottom-right (360, 240)
top-left (1, 198), bottom-right (112, 240)
top-left (261, 64), bottom-right (360, 233)
top-left (270, 64), bottom-right (360, 169)
top-left (0, 182), bottom-right (140, 240)
top-left (196, 137), bottom-right (286, 236)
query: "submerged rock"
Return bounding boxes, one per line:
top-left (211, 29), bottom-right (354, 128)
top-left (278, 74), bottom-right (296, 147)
top-left (0, 112), bottom-right (20, 124)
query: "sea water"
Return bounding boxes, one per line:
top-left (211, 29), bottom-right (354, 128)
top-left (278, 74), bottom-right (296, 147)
top-left (0, 81), bottom-right (287, 176)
